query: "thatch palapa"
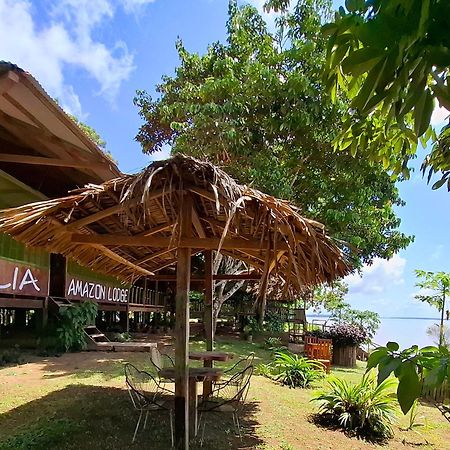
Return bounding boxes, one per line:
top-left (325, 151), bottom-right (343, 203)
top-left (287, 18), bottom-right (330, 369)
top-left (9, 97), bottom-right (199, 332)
top-left (0, 155), bottom-right (351, 293)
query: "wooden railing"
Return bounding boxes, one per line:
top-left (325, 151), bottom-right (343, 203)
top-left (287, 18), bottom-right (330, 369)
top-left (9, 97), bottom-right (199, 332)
top-left (127, 286), bottom-right (166, 307)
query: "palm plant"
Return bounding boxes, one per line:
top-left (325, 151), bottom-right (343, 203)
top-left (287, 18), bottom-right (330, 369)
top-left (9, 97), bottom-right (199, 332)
top-left (312, 370), bottom-right (398, 440)
top-left (271, 351), bottom-right (325, 388)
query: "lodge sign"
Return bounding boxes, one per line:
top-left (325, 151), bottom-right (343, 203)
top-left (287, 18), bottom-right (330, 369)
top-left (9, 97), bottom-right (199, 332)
top-left (65, 276), bottom-right (128, 303)
top-left (0, 259), bottom-right (49, 296)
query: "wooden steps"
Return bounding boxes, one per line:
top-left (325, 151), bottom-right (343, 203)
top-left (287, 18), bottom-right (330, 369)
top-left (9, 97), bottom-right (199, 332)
top-left (436, 403), bottom-right (450, 423)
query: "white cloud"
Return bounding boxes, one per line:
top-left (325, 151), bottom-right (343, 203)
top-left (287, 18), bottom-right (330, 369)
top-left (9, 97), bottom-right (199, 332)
top-left (121, 0), bottom-right (156, 14)
top-left (345, 254), bottom-right (406, 295)
top-left (431, 105), bottom-right (449, 126)
top-left (0, 0), bottom-right (139, 117)
top-left (430, 244), bottom-right (444, 261)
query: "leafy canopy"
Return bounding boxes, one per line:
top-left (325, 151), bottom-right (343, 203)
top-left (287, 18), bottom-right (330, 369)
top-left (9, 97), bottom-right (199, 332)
top-left (415, 269), bottom-right (450, 347)
top-left (134, 0), bottom-right (412, 267)
top-left (322, 0), bottom-right (450, 189)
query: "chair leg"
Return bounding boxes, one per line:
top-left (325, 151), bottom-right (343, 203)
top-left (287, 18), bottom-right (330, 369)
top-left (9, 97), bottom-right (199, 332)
top-left (200, 413), bottom-right (207, 447)
top-left (234, 412), bottom-right (242, 441)
top-left (143, 410), bottom-right (149, 430)
top-left (132, 410), bottom-right (143, 443)
top-left (169, 409), bottom-right (174, 448)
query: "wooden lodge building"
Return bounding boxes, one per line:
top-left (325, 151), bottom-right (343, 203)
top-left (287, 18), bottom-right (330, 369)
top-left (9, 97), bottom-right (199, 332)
top-left (0, 62), bottom-right (166, 337)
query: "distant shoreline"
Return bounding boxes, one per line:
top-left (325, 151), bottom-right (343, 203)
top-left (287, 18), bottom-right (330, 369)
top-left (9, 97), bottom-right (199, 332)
top-left (308, 315), bottom-right (443, 321)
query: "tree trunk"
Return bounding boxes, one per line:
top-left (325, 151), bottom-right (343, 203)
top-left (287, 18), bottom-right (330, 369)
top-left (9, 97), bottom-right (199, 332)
top-left (440, 287), bottom-right (446, 347)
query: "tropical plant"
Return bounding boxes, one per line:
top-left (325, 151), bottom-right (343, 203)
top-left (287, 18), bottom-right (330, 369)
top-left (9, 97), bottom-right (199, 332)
top-left (415, 270), bottom-right (450, 347)
top-left (264, 310), bottom-right (285, 333)
top-left (318, 323), bottom-right (367, 347)
top-left (263, 336), bottom-right (284, 351)
top-left (367, 342), bottom-right (450, 414)
top-left (312, 370), bottom-right (398, 440)
top-left (321, 0), bottom-right (450, 189)
top-left (134, 0), bottom-right (412, 268)
top-left (56, 301), bottom-right (98, 352)
top-left (271, 351), bottom-right (325, 388)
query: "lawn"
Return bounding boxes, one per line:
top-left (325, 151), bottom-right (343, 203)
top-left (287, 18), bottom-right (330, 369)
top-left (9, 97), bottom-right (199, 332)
top-left (0, 335), bottom-right (448, 450)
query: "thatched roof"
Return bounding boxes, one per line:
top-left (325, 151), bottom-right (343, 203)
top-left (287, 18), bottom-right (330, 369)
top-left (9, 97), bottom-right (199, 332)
top-left (0, 155), bottom-right (351, 295)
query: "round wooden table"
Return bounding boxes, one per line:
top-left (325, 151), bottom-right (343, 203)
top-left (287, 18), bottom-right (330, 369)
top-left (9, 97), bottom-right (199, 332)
top-left (189, 351), bottom-right (234, 397)
top-left (158, 367), bottom-right (223, 436)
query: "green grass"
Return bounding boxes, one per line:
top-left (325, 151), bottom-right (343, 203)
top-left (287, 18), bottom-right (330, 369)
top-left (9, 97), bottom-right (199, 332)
top-left (0, 337), bottom-right (448, 450)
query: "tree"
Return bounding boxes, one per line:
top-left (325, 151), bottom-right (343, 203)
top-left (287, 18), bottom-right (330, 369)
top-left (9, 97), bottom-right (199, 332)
top-left (415, 270), bottom-right (450, 347)
top-left (312, 281), bottom-right (350, 321)
top-left (134, 0), bottom-right (412, 268)
top-left (69, 114), bottom-right (107, 149)
top-left (427, 323), bottom-right (450, 349)
top-left (210, 253), bottom-right (247, 332)
top-left (321, 0), bottom-right (450, 189)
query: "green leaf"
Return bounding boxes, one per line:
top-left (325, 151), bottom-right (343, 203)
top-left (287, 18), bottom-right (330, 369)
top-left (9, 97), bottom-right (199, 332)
top-left (397, 362), bottom-right (421, 414)
top-left (386, 341), bottom-right (400, 351)
top-left (378, 357), bottom-right (402, 384)
top-left (414, 90), bottom-right (434, 137)
top-left (366, 347), bottom-right (388, 370)
top-left (432, 177), bottom-right (447, 190)
top-left (342, 48), bottom-right (384, 77)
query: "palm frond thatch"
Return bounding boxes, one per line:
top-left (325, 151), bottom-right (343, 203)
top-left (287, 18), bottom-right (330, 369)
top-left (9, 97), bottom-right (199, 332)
top-left (0, 155), bottom-right (351, 294)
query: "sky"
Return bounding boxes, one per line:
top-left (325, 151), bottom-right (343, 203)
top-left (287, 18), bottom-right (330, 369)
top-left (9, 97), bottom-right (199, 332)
top-left (0, 0), bottom-right (448, 322)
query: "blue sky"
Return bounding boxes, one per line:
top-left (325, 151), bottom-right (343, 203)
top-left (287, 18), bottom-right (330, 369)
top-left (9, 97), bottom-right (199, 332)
top-left (0, 0), bottom-right (448, 320)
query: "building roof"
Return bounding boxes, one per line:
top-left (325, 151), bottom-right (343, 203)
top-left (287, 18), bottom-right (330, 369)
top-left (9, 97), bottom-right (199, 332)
top-left (0, 155), bottom-right (351, 296)
top-left (0, 61), bottom-right (121, 198)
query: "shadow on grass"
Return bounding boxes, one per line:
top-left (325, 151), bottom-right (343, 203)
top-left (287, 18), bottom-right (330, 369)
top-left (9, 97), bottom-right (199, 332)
top-left (35, 334), bottom-right (273, 382)
top-left (308, 412), bottom-right (391, 446)
top-left (0, 385), bottom-right (264, 450)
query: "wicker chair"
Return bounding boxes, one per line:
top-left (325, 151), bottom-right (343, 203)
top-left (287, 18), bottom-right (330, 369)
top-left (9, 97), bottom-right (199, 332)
top-left (197, 365), bottom-right (254, 446)
top-left (124, 363), bottom-right (174, 445)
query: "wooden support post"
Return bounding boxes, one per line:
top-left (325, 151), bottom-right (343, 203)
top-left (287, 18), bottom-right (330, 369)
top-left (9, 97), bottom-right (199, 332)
top-left (42, 297), bottom-right (48, 329)
top-left (203, 250), bottom-right (214, 398)
top-left (204, 250), bottom-right (214, 352)
top-left (174, 194), bottom-right (192, 450)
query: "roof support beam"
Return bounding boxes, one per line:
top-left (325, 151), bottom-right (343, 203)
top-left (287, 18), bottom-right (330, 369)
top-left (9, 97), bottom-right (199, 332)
top-left (70, 233), bottom-right (290, 251)
top-left (0, 153), bottom-right (106, 170)
top-left (144, 273), bottom-right (261, 281)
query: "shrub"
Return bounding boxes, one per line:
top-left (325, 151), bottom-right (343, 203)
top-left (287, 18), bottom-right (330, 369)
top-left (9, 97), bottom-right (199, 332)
top-left (0, 348), bottom-right (24, 366)
top-left (311, 370), bottom-right (398, 441)
top-left (268, 351), bottom-right (325, 388)
top-left (308, 323), bottom-right (367, 346)
top-left (57, 301), bottom-right (98, 352)
top-left (264, 310), bottom-right (285, 333)
top-left (263, 336), bottom-right (283, 350)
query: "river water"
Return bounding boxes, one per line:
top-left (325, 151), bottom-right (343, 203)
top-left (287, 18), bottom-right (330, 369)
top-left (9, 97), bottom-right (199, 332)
top-left (307, 315), bottom-right (447, 349)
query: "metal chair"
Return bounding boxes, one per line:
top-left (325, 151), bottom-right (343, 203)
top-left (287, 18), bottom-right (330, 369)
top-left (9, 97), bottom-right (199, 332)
top-left (124, 363), bottom-right (174, 446)
top-left (150, 347), bottom-right (175, 372)
top-left (212, 352), bottom-right (254, 390)
top-left (197, 365), bottom-right (254, 446)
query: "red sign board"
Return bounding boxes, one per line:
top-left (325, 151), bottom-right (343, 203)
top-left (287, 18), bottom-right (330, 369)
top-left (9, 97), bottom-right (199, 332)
top-left (0, 259), bottom-right (49, 296)
top-left (65, 275), bottom-right (128, 304)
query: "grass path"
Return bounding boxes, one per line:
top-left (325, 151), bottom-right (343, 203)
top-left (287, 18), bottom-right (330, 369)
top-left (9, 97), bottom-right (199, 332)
top-left (0, 337), bottom-right (448, 449)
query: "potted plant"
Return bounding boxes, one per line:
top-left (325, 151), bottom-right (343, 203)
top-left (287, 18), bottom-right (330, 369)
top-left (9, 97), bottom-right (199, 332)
top-left (325, 323), bottom-right (367, 367)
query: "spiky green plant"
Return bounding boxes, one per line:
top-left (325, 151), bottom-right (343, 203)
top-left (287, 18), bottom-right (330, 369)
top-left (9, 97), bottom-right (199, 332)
top-left (312, 370), bottom-right (398, 440)
top-left (271, 351), bottom-right (325, 388)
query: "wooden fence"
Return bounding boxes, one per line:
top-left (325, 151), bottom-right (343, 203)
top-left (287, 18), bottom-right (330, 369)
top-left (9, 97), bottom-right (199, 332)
top-left (421, 382), bottom-right (449, 403)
